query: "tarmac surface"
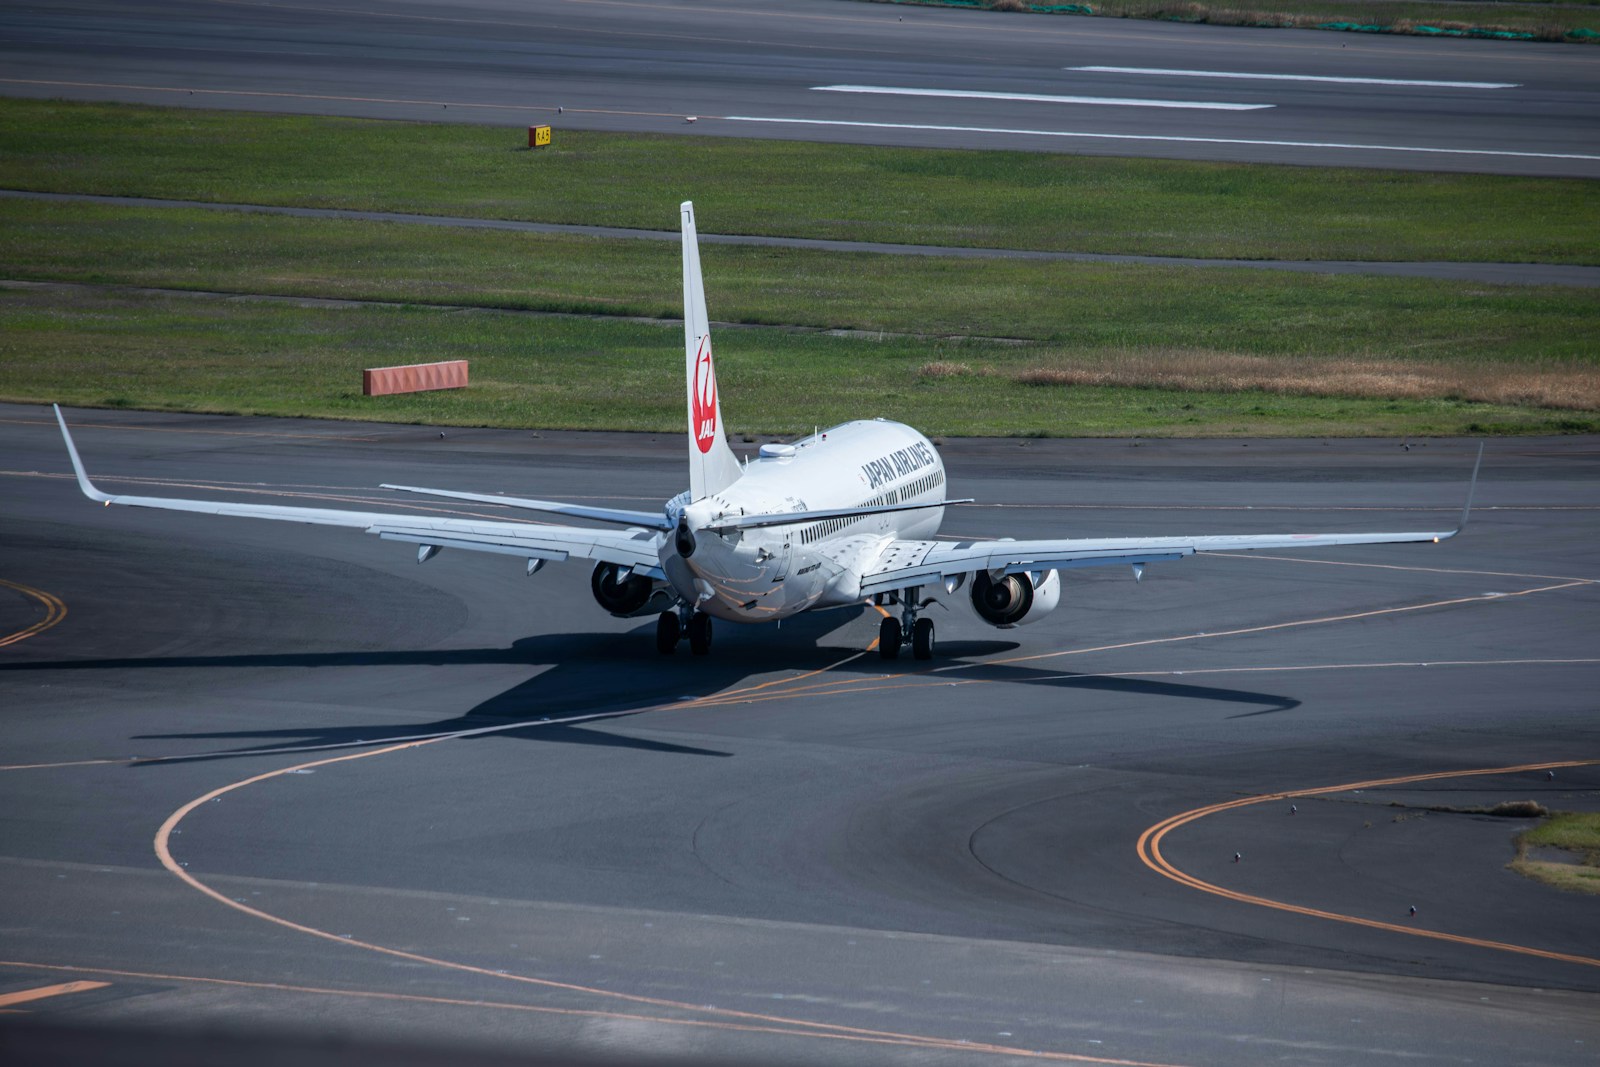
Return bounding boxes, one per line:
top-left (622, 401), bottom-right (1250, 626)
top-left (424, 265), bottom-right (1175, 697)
top-left (2, 403), bottom-right (1597, 1065)
top-left (2, 0), bottom-right (1598, 177)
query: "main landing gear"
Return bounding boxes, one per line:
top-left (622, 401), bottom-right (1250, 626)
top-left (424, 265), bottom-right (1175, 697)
top-left (878, 586), bottom-right (935, 661)
top-left (656, 607), bottom-right (712, 655)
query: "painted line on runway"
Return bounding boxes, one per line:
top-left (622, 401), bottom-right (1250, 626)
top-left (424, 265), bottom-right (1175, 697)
top-left (717, 656), bottom-right (1600, 702)
top-left (18, 564), bottom-right (1587, 768)
top-left (957, 578), bottom-right (1590, 673)
top-left (151, 744), bottom-right (1193, 1065)
top-left (0, 415), bottom-right (384, 442)
top-left (0, 578), bottom-right (67, 649)
top-left (690, 657), bottom-right (1600, 714)
top-left (812, 85), bottom-right (1272, 111)
top-left (1136, 761), bottom-right (1600, 969)
top-left (0, 979), bottom-right (109, 1008)
top-left (682, 571), bottom-right (1594, 707)
top-left (0, 959), bottom-right (1155, 1059)
top-left (0, 757), bottom-right (130, 772)
top-left (1086, 657), bottom-right (1600, 680)
top-left (1221, 552), bottom-right (1600, 587)
top-left (720, 116), bottom-right (1600, 163)
top-left (2, 635), bottom-right (877, 773)
top-left (1068, 67), bottom-right (1517, 89)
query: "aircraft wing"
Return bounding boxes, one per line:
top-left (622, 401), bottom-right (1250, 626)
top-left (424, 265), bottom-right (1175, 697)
top-left (861, 444), bottom-right (1481, 598)
top-left (859, 527), bottom-right (1458, 599)
top-left (54, 406), bottom-right (666, 578)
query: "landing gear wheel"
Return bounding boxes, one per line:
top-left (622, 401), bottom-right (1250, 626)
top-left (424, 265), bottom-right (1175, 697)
top-left (687, 612), bottom-right (713, 655)
top-left (655, 611), bottom-right (680, 655)
top-left (912, 617), bottom-right (936, 660)
top-left (878, 616), bottom-right (902, 660)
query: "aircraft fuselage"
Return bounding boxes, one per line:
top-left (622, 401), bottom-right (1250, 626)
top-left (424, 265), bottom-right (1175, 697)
top-left (665, 419), bottom-right (946, 622)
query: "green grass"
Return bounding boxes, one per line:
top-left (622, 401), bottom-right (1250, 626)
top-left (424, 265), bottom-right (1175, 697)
top-left (3, 98), bottom-right (1598, 264)
top-left (4, 287), bottom-right (1594, 437)
top-left (3, 97), bottom-right (1596, 436)
top-left (1512, 811), bottom-right (1600, 895)
top-left (1523, 811), bottom-right (1600, 851)
top-left (870, 0), bottom-right (1600, 40)
top-left (5, 200), bottom-right (1597, 365)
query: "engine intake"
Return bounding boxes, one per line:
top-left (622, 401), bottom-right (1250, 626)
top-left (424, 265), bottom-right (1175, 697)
top-left (591, 562), bottom-right (659, 617)
top-left (970, 569), bottom-right (1060, 628)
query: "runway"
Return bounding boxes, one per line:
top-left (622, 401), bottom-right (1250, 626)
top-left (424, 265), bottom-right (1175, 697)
top-left (2, 0), bottom-right (1598, 177)
top-left (2, 403), bottom-right (1597, 1064)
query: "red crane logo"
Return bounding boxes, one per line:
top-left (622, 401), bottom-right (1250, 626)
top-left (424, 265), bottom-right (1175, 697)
top-left (692, 337), bottom-right (718, 454)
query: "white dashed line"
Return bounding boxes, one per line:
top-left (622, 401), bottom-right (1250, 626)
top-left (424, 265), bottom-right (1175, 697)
top-left (811, 84), bottom-right (1272, 111)
top-left (1067, 67), bottom-right (1518, 89)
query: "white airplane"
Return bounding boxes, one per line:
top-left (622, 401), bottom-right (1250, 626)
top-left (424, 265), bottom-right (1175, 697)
top-left (55, 202), bottom-right (1478, 660)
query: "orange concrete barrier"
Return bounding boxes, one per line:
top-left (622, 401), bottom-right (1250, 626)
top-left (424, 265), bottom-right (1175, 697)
top-left (362, 360), bottom-right (469, 397)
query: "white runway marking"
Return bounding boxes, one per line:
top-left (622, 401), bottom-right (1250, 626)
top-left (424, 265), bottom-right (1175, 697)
top-left (720, 116), bottom-right (1600, 163)
top-left (1067, 67), bottom-right (1518, 90)
top-left (811, 84), bottom-right (1272, 111)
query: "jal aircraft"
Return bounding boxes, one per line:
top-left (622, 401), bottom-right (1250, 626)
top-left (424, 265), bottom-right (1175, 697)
top-left (55, 202), bottom-right (1477, 660)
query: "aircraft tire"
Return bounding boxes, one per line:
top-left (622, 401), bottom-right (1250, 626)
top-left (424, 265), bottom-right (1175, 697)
top-left (912, 617), bottom-right (935, 660)
top-left (878, 616), bottom-right (902, 660)
top-left (687, 612), bottom-right (713, 655)
top-left (655, 611), bottom-right (680, 654)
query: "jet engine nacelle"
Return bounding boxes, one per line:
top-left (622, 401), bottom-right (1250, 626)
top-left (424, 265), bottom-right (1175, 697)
top-left (590, 562), bottom-right (671, 618)
top-left (969, 569), bottom-right (1061, 628)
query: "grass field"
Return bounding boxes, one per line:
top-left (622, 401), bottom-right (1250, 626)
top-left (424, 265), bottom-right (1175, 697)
top-left (3, 99), bottom-right (1597, 265)
top-left (868, 0), bottom-right (1600, 41)
top-left (1, 98), bottom-right (1595, 436)
top-left (5, 200), bottom-right (1595, 364)
top-left (5, 286), bottom-right (1583, 437)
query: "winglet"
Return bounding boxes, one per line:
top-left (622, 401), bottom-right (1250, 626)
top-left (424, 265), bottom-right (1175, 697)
top-left (1455, 441), bottom-right (1484, 535)
top-left (53, 405), bottom-right (114, 504)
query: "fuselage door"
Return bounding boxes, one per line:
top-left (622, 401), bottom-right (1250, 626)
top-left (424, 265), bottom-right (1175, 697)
top-left (774, 536), bottom-right (792, 582)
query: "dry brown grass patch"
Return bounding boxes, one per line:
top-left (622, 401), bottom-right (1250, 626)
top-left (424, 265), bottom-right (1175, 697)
top-left (1011, 350), bottom-right (1600, 410)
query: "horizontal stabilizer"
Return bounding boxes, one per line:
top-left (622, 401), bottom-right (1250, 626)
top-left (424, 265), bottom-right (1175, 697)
top-left (381, 484), bottom-right (672, 530)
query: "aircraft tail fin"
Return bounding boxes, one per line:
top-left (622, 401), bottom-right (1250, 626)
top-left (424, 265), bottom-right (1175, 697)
top-left (681, 201), bottom-right (742, 502)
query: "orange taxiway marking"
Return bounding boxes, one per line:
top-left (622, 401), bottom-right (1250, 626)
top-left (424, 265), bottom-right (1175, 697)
top-left (1136, 760), bottom-right (1600, 969)
top-left (150, 740), bottom-right (1191, 1066)
top-left (0, 959), bottom-right (1155, 1060)
top-left (0, 980), bottom-right (110, 1008)
top-left (0, 578), bottom-right (67, 649)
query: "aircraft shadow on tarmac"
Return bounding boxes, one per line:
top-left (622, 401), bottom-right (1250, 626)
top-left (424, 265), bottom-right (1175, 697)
top-left (3, 607), bottom-right (1298, 764)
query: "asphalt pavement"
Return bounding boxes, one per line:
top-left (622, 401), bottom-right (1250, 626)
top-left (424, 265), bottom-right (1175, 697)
top-left (2, 0), bottom-right (1597, 176)
top-left (2, 404), bottom-right (1597, 1064)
